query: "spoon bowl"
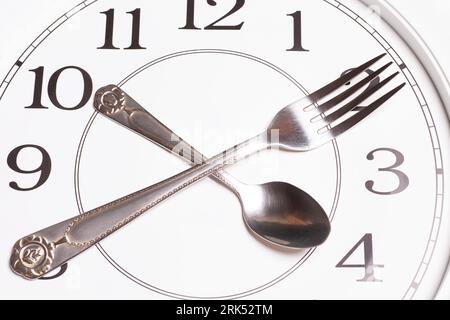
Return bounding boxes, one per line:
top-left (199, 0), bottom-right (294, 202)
top-left (239, 181), bottom-right (330, 248)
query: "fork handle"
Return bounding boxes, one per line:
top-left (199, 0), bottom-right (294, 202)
top-left (10, 159), bottom-right (220, 279)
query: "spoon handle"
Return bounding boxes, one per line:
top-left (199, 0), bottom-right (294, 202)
top-left (93, 85), bottom-right (245, 193)
top-left (11, 117), bottom-right (267, 280)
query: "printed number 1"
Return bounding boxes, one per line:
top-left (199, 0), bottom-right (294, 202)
top-left (287, 11), bottom-right (309, 52)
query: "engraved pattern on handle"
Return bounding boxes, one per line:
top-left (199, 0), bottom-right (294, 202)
top-left (64, 162), bottom-right (226, 247)
top-left (63, 134), bottom-right (266, 245)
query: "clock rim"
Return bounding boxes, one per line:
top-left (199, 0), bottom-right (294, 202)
top-left (361, 0), bottom-right (450, 299)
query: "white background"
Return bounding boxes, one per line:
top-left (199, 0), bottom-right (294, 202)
top-left (0, 0), bottom-right (448, 299)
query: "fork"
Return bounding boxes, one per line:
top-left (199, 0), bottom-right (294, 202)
top-left (11, 54), bottom-right (405, 279)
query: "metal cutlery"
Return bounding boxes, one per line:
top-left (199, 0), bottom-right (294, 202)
top-left (10, 53), bottom-right (405, 279)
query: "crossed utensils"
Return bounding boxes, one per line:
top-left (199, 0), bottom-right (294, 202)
top-left (10, 53), bottom-right (405, 279)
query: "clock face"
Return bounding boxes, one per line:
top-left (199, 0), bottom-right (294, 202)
top-left (0, 0), bottom-right (449, 299)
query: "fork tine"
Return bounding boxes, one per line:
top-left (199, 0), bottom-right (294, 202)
top-left (320, 71), bottom-right (399, 125)
top-left (308, 53), bottom-right (386, 102)
top-left (315, 62), bottom-right (393, 114)
top-left (325, 83), bottom-right (406, 138)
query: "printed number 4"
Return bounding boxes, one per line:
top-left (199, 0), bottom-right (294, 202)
top-left (336, 234), bottom-right (384, 282)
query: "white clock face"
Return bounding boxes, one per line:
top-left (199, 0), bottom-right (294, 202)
top-left (0, 0), bottom-right (449, 299)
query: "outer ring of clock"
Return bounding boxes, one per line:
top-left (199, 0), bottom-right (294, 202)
top-left (359, 0), bottom-right (450, 299)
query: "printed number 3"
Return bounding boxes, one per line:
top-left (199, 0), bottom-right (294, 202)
top-left (366, 148), bottom-right (409, 195)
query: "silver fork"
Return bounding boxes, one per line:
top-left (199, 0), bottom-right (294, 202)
top-left (11, 54), bottom-right (405, 279)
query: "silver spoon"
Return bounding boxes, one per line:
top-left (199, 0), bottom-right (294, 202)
top-left (100, 88), bottom-right (330, 248)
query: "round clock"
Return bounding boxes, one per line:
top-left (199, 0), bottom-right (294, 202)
top-left (0, 0), bottom-right (449, 299)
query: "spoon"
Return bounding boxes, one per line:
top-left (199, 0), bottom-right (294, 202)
top-left (99, 87), bottom-right (330, 248)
